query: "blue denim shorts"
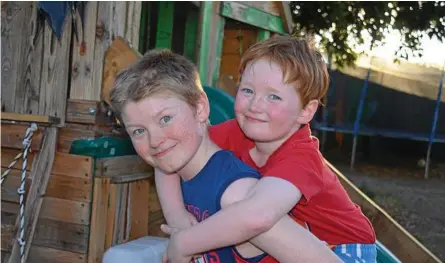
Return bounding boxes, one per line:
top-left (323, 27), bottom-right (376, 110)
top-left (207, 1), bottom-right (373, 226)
top-left (333, 243), bottom-right (377, 263)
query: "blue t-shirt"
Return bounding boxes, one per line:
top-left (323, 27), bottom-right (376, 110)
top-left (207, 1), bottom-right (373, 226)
top-left (181, 150), bottom-right (262, 263)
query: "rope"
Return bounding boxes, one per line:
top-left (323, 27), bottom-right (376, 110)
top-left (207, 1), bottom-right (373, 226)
top-left (0, 122), bottom-right (38, 263)
top-left (1, 123), bottom-right (39, 185)
top-left (18, 122), bottom-right (38, 263)
top-left (1, 152), bottom-right (23, 185)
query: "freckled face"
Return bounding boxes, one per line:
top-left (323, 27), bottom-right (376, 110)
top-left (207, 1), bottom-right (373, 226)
top-left (235, 58), bottom-right (304, 142)
top-left (122, 93), bottom-right (203, 173)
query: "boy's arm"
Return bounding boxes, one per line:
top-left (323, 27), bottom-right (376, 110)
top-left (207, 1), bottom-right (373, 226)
top-left (167, 176), bottom-right (339, 262)
top-left (170, 176), bottom-right (302, 254)
top-left (219, 177), bottom-right (340, 263)
top-left (249, 216), bottom-right (341, 262)
top-left (154, 168), bottom-right (195, 229)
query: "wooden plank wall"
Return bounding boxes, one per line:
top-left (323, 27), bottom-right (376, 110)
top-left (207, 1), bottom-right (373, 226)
top-left (1, 2), bottom-right (141, 124)
top-left (1, 128), bottom-right (95, 263)
top-left (69, 1), bottom-right (141, 101)
top-left (1, 2), bottom-right (72, 126)
top-left (88, 156), bottom-right (159, 263)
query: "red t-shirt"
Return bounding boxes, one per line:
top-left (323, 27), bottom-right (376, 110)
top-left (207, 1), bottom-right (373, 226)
top-left (209, 119), bottom-right (376, 246)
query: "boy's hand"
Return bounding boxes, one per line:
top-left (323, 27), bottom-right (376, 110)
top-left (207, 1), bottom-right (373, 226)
top-left (162, 231), bottom-right (192, 263)
top-left (163, 210), bottom-right (198, 233)
top-left (161, 214), bottom-right (198, 263)
top-left (160, 224), bottom-right (180, 236)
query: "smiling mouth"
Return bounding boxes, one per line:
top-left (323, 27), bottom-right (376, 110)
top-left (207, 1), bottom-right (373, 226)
top-left (153, 145), bottom-right (176, 158)
top-left (245, 116), bottom-right (266, 123)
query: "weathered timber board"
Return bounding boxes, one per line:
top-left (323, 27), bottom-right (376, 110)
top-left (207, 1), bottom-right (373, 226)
top-left (1, 149), bottom-right (94, 179)
top-left (2, 247), bottom-right (87, 263)
top-left (95, 155), bottom-right (152, 177)
top-left (38, 9), bottom-right (72, 126)
top-left (1, 123), bottom-right (44, 151)
top-left (1, 2), bottom-right (41, 115)
top-left (7, 127), bottom-right (58, 263)
top-left (70, 2), bottom-right (99, 100)
top-left (1, 2), bottom-right (72, 125)
top-left (1, 170), bottom-right (92, 203)
top-left (1, 210), bottom-right (89, 254)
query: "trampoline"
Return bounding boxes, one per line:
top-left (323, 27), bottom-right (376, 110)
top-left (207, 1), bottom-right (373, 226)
top-left (312, 61), bottom-right (445, 178)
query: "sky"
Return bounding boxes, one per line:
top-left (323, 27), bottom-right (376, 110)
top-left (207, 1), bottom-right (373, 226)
top-left (364, 30), bottom-right (445, 70)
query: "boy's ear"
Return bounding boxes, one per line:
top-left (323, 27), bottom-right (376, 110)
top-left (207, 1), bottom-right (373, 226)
top-left (298, 99), bottom-right (319, 124)
top-left (196, 91), bottom-right (210, 122)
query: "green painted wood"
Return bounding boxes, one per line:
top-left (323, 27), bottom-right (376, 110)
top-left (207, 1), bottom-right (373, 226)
top-left (198, 2), bottom-right (213, 85)
top-left (258, 30), bottom-right (271, 41)
top-left (155, 2), bottom-right (174, 49)
top-left (183, 7), bottom-right (199, 62)
top-left (212, 17), bottom-right (225, 86)
top-left (138, 2), bottom-right (151, 54)
top-left (220, 1), bottom-right (286, 34)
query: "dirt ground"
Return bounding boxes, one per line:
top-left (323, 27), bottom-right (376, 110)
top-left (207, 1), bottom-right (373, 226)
top-left (333, 163), bottom-right (445, 262)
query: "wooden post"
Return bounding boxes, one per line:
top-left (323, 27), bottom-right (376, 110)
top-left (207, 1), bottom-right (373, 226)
top-left (197, 2), bottom-right (213, 86)
top-left (88, 177), bottom-right (111, 263)
top-left (198, 2), bottom-right (225, 87)
top-left (212, 14), bottom-right (225, 87)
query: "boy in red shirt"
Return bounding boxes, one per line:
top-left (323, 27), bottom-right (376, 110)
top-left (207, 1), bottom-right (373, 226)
top-left (157, 36), bottom-right (377, 262)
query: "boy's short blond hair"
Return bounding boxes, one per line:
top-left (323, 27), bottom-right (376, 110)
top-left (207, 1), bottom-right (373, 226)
top-left (109, 49), bottom-right (204, 118)
top-left (239, 35), bottom-right (329, 106)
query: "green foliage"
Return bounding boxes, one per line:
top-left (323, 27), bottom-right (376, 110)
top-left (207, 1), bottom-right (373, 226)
top-left (290, 1), bottom-right (445, 67)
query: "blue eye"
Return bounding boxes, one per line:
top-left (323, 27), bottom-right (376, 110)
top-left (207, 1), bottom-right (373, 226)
top-left (160, 115), bottom-right (172, 125)
top-left (240, 88), bottom-right (254, 94)
top-left (133, 128), bottom-right (145, 136)
top-left (268, 94), bottom-right (282, 100)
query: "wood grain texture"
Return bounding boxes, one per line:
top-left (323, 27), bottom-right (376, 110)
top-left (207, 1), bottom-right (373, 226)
top-left (1, 149), bottom-right (93, 179)
top-left (101, 37), bottom-right (140, 105)
top-left (1, 123), bottom-right (44, 151)
top-left (7, 127), bottom-right (58, 263)
top-left (95, 154), bottom-right (152, 177)
top-left (1, 2), bottom-right (42, 114)
top-left (1, 112), bottom-right (60, 124)
top-left (1, 147), bottom-right (36, 171)
top-left (1, 211), bottom-right (89, 254)
top-left (70, 2), bottom-right (99, 100)
top-left (38, 10), bottom-right (72, 126)
top-left (88, 177), bottom-right (110, 263)
top-left (40, 197), bottom-right (91, 225)
top-left (128, 179), bottom-right (150, 240)
top-left (2, 246), bottom-right (87, 263)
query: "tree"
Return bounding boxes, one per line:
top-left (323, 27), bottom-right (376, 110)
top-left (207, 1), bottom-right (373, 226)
top-left (290, 1), bottom-right (445, 67)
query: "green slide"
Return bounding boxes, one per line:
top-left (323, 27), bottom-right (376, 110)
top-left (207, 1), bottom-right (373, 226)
top-left (203, 86), bottom-right (235, 125)
top-left (203, 85), bottom-right (403, 263)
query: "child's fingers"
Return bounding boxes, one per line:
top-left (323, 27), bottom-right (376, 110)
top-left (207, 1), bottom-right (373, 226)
top-left (161, 224), bottom-right (181, 235)
top-left (160, 224), bottom-right (173, 235)
top-left (162, 252), bottom-right (169, 263)
top-left (187, 213), bottom-right (198, 225)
